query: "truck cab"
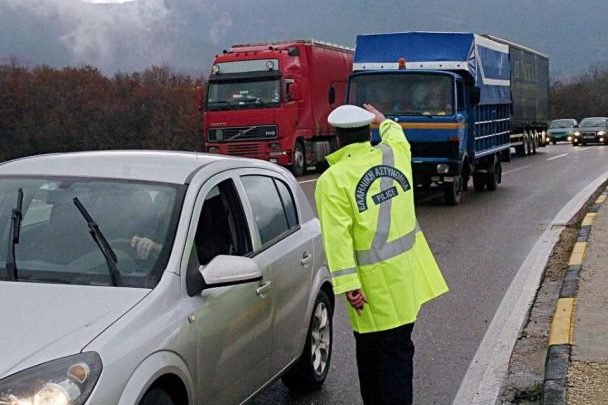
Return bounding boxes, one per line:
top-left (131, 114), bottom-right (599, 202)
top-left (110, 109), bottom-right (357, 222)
top-left (348, 69), bottom-right (475, 195)
top-left (203, 40), bottom-right (353, 176)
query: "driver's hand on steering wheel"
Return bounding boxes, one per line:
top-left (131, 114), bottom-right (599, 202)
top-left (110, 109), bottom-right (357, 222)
top-left (130, 236), bottom-right (162, 260)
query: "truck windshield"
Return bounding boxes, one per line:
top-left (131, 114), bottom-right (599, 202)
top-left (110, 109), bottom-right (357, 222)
top-left (349, 73), bottom-right (454, 116)
top-left (207, 78), bottom-right (281, 110)
top-left (0, 177), bottom-right (184, 288)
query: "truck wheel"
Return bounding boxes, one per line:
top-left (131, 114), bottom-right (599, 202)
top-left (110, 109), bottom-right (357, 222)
top-left (552, 140), bottom-right (557, 145)
top-left (443, 175), bottom-right (462, 205)
top-left (292, 140), bottom-right (305, 177)
top-left (486, 158), bottom-right (501, 191)
top-left (282, 290), bottom-right (333, 392)
top-left (473, 173), bottom-right (486, 191)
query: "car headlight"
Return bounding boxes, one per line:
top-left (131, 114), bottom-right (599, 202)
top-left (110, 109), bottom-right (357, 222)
top-left (0, 353), bottom-right (102, 405)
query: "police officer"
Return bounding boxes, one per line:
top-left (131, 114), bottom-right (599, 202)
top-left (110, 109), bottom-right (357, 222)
top-left (315, 104), bottom-right (448, 404)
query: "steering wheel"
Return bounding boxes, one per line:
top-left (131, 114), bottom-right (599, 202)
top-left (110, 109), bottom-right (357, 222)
top-left (66, 237), bottom-right (139, 281)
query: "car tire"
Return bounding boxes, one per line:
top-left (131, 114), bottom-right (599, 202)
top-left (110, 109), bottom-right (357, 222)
top-left (139, 388), bottom-right (176, 405)
top-left (282, 290), bottom-right (333, 392)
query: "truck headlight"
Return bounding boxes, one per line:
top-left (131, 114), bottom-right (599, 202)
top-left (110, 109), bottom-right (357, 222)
top-left (574, 131), bottom-right (580, 136)
top-left (598, 131), bottom-right (606, 136)
top-left (567, 136), bottom-right (572, 141)
top-left (436, 164), bottom-right (449, 174)
top-left (207, 147), bottom-right (219, 154)
top-left (0, 353), bottom-right (102, 405)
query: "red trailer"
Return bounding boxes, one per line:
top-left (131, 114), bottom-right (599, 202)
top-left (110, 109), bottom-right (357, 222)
top-left (203, 39), bottom-right (353, 175)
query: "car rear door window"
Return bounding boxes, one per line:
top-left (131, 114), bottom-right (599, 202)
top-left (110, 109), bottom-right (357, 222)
top-left (274, 179), bottom-right (298, 229)
top-left (241, 175), bottom-right (297, 246)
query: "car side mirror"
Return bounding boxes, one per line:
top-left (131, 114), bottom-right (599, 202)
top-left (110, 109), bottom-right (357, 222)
top-left (470, 87), bottom-right (481, 105)
top-left (187, 255), bottom-right (262, 296)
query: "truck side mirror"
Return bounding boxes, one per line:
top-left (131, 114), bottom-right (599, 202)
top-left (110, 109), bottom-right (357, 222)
top-left (470, 87), bottom-right (481, 105)
top-left (289, 83), bottom-right (301, 101)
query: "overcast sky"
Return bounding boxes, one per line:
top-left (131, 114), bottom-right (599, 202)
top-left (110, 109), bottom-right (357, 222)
top-left (1, 0), bottom-right (605, 78)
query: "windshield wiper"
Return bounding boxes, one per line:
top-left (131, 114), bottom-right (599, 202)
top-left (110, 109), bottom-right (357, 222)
top-left (73, 197), bottom-right (121, 286)
top-left (5, 188), bottom-right (24, 281)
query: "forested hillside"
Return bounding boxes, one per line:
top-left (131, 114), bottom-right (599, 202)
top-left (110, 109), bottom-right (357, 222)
top-left (1, 62), bottom-right (607, 162)
top-left (0, 64), bottom-right (204, 162)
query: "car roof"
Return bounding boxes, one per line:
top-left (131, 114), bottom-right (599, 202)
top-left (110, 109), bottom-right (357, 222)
top-left (0, 150), bottom-right (284, 184)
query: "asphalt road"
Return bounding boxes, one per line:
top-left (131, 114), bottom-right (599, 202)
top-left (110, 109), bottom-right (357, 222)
top-left (250, 143), bottom-right (608, 405)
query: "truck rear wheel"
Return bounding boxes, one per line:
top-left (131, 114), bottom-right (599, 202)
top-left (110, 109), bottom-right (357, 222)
top-left (292, 140), bottom-right (305, 177)
top-left (473, 173), bottom-right (486, 191)
top-left (486, 158), bottom-right (501, 191)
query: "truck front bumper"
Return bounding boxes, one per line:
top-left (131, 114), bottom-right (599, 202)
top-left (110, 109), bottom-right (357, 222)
top-left (206, 141), bottom-right (292, 166)
top-left (412, 159), bottom-right (462, 188)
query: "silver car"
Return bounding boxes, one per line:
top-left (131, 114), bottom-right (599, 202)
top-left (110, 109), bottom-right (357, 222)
top-left (0, 151), bottom-right (334, 405)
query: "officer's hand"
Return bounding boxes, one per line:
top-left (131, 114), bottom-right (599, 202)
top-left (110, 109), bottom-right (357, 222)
top-left (346, 289), bottom-right (368, 316)
top-left (363, 103), bottom-right (386, 126)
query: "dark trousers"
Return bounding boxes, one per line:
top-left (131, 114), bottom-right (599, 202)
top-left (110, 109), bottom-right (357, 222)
top-left (354, 323), bottom-right (415, 405)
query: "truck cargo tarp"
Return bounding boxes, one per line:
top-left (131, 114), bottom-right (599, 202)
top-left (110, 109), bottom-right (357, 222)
top-left (354, 32), bottom-right (511, 105)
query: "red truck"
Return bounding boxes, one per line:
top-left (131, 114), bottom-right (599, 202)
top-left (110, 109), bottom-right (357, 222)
top-left (203, 39), bottom-right (353, 176)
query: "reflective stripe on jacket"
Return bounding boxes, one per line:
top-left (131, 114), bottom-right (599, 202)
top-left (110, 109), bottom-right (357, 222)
top-left (315, 119), bottom-right (449, 333)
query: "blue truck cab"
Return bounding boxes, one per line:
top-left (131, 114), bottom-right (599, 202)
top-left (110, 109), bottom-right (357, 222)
top-left (348, 32), bottom-right (522, 205)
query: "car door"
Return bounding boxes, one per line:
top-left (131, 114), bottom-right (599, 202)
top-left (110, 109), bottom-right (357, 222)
top-left (183, 173), bottom-right (273, 405)
top-left (238, 170), bottom-right (314, 375)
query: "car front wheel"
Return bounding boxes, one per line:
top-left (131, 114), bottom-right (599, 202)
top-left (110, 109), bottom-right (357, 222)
top-left (139, 388), bottom-right (175, 405)
top-left (282, 290), bottom-right (333, 392)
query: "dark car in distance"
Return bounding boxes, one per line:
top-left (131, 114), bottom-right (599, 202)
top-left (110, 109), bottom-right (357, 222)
top-left (572, 117), bottom-right (608, 146)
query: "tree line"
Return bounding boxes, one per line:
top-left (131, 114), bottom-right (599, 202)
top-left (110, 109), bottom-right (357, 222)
top-left (1, 62), bottom-right (608, 162)
top-left (0, 64), bottom-right (205, 162)
top-left (550, 64), bottom-right (608, 121)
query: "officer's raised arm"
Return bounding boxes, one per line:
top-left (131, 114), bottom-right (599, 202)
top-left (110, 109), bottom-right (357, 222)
top-left (364, 103), bottom-right (411, 152)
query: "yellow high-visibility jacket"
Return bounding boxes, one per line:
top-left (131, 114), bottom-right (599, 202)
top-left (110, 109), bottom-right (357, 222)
top-left (315, 119), bottom-right (448, 333)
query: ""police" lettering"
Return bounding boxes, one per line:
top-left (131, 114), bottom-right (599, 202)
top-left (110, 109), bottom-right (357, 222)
top-left (355, 165), bottom-right (411, 212)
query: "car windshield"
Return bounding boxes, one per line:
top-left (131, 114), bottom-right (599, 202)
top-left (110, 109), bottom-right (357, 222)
top-left (549, 120), bottom-right (574, 129)
top-left (580, 118), bottom-right (607, 128)
top-left (0, 177), bottom-right (184, 288)
top-left (349, 73), bottom-right (454, 116)
top-left (206, 78), bottom-right (281, 110)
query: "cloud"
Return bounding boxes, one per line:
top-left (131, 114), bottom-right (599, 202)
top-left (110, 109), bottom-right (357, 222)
top-left (1, 0), bottom-right (173, 72)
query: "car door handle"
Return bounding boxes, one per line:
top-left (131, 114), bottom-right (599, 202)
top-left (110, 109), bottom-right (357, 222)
top-left (300, 252), bottom-right (312, 266)
top-left (256, 281), bottom-right (272, 297)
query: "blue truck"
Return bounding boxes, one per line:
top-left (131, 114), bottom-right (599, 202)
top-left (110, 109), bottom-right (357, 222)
top-left (347, 32), bottom-right (549, 205)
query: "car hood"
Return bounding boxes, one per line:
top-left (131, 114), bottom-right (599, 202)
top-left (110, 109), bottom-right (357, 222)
top-left (548, 128), bottom-right (574, 133)
top-left (578, 126), bottom-right (607, 132)
top-left (0, 282), bottom-right (149, 378)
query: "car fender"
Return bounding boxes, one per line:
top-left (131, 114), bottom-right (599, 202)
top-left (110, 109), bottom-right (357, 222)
top-left (116, 351), bottom-right (195, 405)
top-left (306, 264), bottom-right (333, 321)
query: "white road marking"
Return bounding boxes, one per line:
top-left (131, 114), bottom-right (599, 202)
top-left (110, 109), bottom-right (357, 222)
top-left (452, 170), bottom-right (608, 405)
top-left (298, 178), bottom-right (319, 184)
top-left (502, 165), bottom-right (532, 176)
top-left (546, 153), bottom-right (568, 161)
